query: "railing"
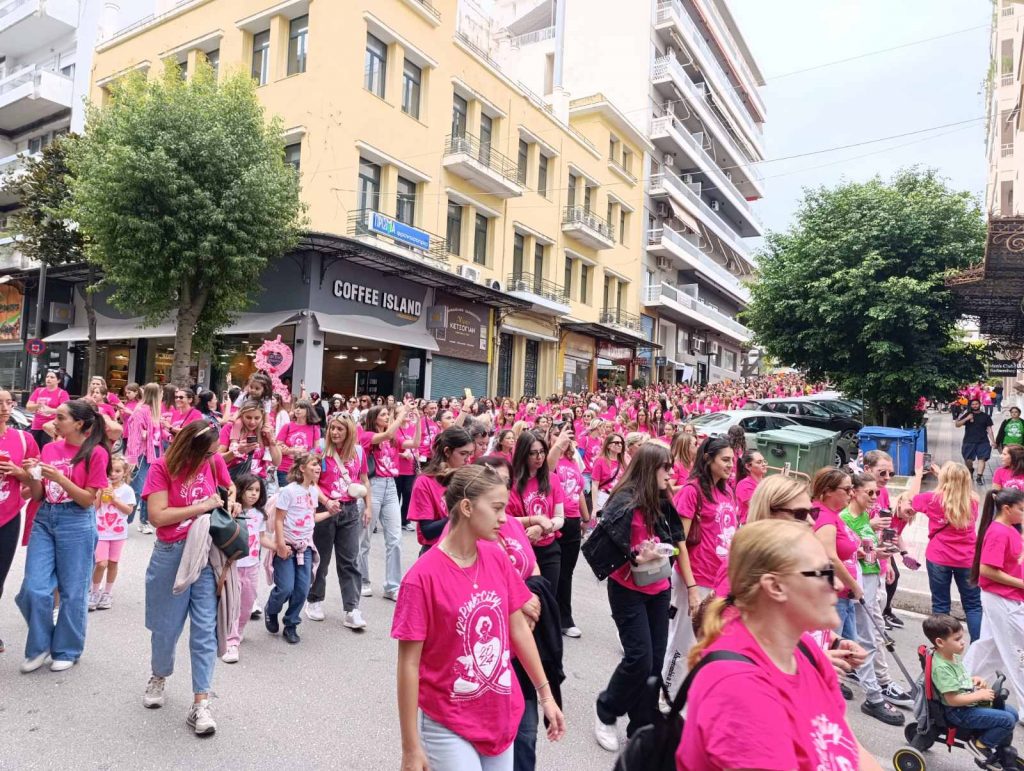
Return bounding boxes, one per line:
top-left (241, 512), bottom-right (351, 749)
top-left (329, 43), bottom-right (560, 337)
top-left (644, 282), bottom-right (751, 339)
top-left (1003, 5), bottom-right (1014, 16)
top-left (607, 155), bottom-right (637, 183)
top-left (507, 272), bottom-right (569, 304)
top-left (562, 205), bottom-right (615, 241)
top-left (691, 0), bottom-right (765, 117)
top-left (409, 0), bottom-right (441, 22)
top-left (1002, 142), bottom-right (1015, 158)
top-left (600, 307), bottom-right (643, 333)
top-left (1002, 73), bottom-right (1015, 87)
top-left (510, 26), bottom-right (555, 47)
top-left (347, 208), bottom-right (450, 266)
top-left (444, 132), bottom-right (522, 185)
top-left (649, 227), bottom-right (751, 302)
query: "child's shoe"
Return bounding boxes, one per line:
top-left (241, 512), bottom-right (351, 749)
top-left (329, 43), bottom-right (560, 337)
top-left (221, 646), bottom-right (239, 664)
top-left (87, 591), bottom-right (99, 612)
top-left (282, 626), bottom-right (300, 644)
top-left (97, 593), bottom-right (112, 610)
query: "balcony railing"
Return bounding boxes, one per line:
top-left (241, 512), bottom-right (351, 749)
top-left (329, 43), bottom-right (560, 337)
top-left (692, 0), bottom-right (765, 117)
top-left (1002, 73), bottom-right (1015, 87)
top-left (444, 131), bottom-right (522, 185)
top-left (1003, 5), bottom-right (1014, 16)
top-left (507, 272), bottom-right (569, 304)
top-left (510, 26), bottom-right (555, 47)
top-left (347, 208), bottom-right (450, 267)
top-left (644, 282), bottom-right (751, 340)
top-left (1002, 142), bottom-right (1015, 158)
top-left (607, 155), bottom-right (637, 183)
top-left (648, 226), bottom-right (750, 302)
top-left (562, 205), bottom-right (615, 241)
top-left (409, 0), bottom-right (441, 22)
top-left (600, 307), bottom-right (643, 333)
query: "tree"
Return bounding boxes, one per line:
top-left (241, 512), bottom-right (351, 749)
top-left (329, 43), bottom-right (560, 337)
top-left (5, 135), bottom-right (101, 382)
top-left (743, 169), bottom-right (987, 426)
top-left (68, 61), bottom-right (304, 385)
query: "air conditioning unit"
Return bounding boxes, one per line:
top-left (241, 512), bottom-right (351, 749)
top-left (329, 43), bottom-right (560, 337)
top-left (656, 202), bottom-right (670, 217)
top-left (664, 154), bottom-right (675, 167)
top-left (709, 342), bottom-right (721, 356)
top-left (681, 173), bottom-right (695, 184)
top-left (690, 338), bottom-right (706, 355)
top-left (656, 256), bottom-right (671, 270)
top-left (457, 264), bottom-right (481, 282)
top-left (709, 200), bottom-right (721, 211)
top-left (487, 278), bottom-right (504, 292)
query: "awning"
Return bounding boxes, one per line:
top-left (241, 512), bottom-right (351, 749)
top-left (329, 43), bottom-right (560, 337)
top-left (43, 318), bottom-right (176, 343)
top-left (314, 312), bottom-right (439, 352)
top-left (560, 321), bottom-right (662, 349)
top-left (222, 311), bottom-right (299, 336)
top-left (668, 199), bottom-right (700, 234)
top-left (501, 324), bottom-right (558, 343)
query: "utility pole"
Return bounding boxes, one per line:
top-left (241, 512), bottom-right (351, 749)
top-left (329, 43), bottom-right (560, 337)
top-left (28, 262), bottom-right (47, 389)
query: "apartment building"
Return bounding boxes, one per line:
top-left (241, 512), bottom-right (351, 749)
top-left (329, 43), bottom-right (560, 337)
top-left (489, 0), bottom-right (765, 384)
top-left (987, 0), bottom-right (1024, 217)
top-left (71, 0), bottom-right (650, 398)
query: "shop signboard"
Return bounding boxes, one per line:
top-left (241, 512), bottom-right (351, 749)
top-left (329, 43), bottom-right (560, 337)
top-left (0, 284), bottom-right (23, 342)
top-left (366, 210), bottom-right (431, 251)
top-left (598, 342), bottom-right (632, 362)
top-left (320, 261), bottom-right (427, 325)
top-left (989, 360), bottom-right (1020, 377)
top-left (431, 292), bottom-right (488, 363)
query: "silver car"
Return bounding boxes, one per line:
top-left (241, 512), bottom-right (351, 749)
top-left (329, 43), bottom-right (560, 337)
top-left (686, 410), bottom-right (801, 450)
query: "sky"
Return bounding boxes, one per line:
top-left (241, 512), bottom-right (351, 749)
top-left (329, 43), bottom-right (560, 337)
top-left (729, 0), bottom-right (992, 236)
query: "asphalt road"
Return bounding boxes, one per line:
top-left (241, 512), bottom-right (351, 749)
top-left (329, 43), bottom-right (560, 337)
top-left (0, 525), bottom-right (1019, 770)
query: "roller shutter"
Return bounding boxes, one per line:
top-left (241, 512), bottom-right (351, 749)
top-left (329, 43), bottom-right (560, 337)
top-left (430, 355), bottom-right (488, 400)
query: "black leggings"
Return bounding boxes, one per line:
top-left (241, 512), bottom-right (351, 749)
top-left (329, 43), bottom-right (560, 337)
top-left (884, 558), bottom-right (900, 616)
top-left (0, 513), bottom-right (20, 601)
top-left (556, 518), bottom-right (582, 628)
top-left (396, 474), bottom-right (415, 527)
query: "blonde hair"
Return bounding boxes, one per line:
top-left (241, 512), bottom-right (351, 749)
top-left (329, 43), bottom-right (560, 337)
top-left (110, 455), bottom-right (133, 483)
top-left (324, 414), bottom-right (358, 463)
top-left (443, 465), bottom-right (506, 525)
top-left (671, 432), bottom-right (697, 470)
top-left (688, 520), bottom-right (813, 668)
top-left (747, 475), bottom-right (809, 523)
top-left (935, 462), bottom-right (975, 529)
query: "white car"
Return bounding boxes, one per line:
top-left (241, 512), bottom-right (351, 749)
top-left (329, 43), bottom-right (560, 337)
top-left (686, 410), bottom-right (801, 450)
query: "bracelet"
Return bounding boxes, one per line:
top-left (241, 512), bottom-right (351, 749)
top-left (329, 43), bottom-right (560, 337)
top-left (534, 680), bottom-right (549, 692)
top-left (539, 696), bottom-right (555, 705)
top-left (686, 584), bottom-right (696, 589)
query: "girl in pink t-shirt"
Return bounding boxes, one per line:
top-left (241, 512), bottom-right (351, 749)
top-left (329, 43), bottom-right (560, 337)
top-left (549, 425), bottom-right (590, 638)
top-left (964, 487), bottom-right (1024, 712)
top-left (992, 445), bottom-right (1024, 492)
top-left (19, 400), bottom-right (111, 674)
top-left (508, 432), bottom-right (565, 592)
top-left (26, 370), bottom-right (69, 447)
top-left (592, 432), bottom-right (624, 515)
top-left (393, 465), bottom-right (564, 769)
top-left (733, 449), bottom-right (766, 523)
top-left (668, 432), bottom-right (696, 497)
top-left (0, 388), bottom-right (40, 626)
top-left (409, 426), bottom-right (474, 551)
top-left (89, 457), bottom-right (136, 612)
top-left (223, 473), bottom-right (268, 662)
top-left (275, 399), bottom-right (322, 488)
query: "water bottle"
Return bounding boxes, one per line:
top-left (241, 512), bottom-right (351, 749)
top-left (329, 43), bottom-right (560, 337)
top-left (653, 543), bottom-right (678, 558)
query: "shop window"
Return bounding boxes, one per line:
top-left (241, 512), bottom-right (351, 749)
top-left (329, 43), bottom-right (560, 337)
top-left (473, 213), bottom-right (488, 265)
top-left (446, 201), bottom-right (463, 256)
top-left (288, 15), bottom-right (309, 75)
top-left (364, 33), bottom-right (387, 97)
top-left (396, 176), bottom-right (416, 225)
top-left (402, 58), bottom-right (421, 119)
top-left (358, 157), bottom-right (381, 212)
top-left (252, 30), bottom-right (271, 85)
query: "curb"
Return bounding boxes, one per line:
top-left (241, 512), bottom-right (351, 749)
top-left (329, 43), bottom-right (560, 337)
top-left (893, 587), bottom-right (962, 618)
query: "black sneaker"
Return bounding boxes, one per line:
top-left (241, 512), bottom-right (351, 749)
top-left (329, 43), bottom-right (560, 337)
top-left (861, 699), bottom-right (905, 726)
top-left (250, 607), bottom-right (263, 620)
top-left (977, 474), bottom-right (985, 484)
top-left (884, 612), bottom-right (905, 629)
top-left (0, 636), bottom-right (5, 653)
top-left (883, 616), bottom-right (894, 630)
top-left (264, 610), bottom-right (279, 634)
top-left (971, 739), bottom-right (1003, 769)
top-left (882, 682), bottom-right (915, 709)
top-left (283, 626), bottom-right (300, 644)
top-left (840, 683), bottom-right (853, 700)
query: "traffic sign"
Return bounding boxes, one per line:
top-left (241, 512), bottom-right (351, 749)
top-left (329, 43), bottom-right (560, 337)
top-left (25, 338), bottom-right (46, 356)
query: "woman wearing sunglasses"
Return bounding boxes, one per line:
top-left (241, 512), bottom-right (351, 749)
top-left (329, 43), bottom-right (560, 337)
top-left (862, 450), bottom-right (904, 630)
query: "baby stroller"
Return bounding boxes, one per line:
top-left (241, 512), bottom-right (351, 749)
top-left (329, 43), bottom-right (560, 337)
top-left (893, 645), bottom-right (1021, 771)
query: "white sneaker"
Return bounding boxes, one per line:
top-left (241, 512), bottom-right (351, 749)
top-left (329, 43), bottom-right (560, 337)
top-left (221, 646), bottom-right (239, 664)
top-left (344, 609), bottom-right (367, 630)
top-left (360, 584), bottom-right (373, 597)
top-left (49, 659), bottom-right (74, 672)
top-left (142, 524), bottom-right (154, 535)
top-left (562, 626), bottom-right (582, 638)
top-left (186, 698), bottom-right (216, 735)
top-left (97, 593), bottom-right (113, 610)
top-left (137, 523), bottom-right (146, 533)
top-left (594, 710), bottom-right (619, 752)
top-left (305, 601), bottom-right (325, 621)
top-left (383, 589), bottom-right (399, 602)
top-left (88, 591), bottom-right (99, 612)
top-left (143, 675), bottom-right (166, 708)
top-left (20, 651), bottom-right (51, 673)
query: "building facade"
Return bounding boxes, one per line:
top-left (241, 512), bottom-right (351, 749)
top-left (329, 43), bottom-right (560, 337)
top-left (988, 0), bottom-right (1024, 217)
top-left (65, 0), bottom-right (652, 398)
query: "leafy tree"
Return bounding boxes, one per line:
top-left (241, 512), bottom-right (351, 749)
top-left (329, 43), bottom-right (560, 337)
top-left (5, 135), bottom-right (102, 382)
top-left (743, 169), bottom-right (987, 426)
top-left (68, 61), bottom-right (304, 385)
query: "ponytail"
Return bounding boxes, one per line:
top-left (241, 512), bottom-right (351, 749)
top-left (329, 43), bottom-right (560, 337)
top-left (971, 488), bottom-right (1024, 586)
top-left (65, 399), bottom-right (111, 477)
top-left (688, 596), bottom-right (730, 668)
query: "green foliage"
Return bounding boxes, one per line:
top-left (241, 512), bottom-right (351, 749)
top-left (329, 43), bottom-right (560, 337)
top-left (743, 169), bottom-right (987, 426)
top-left (68, 60), bottom-right (304, 381)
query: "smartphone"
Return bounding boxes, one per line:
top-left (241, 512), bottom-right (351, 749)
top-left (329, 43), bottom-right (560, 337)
top-left (882, 527), bottom-right (897, 544)
top-left (245, 435), bottom-right (257, 445)
top-left (922, 452), bottom-right (933, 470)
top-left (464, 387), bottom-right (473, 400)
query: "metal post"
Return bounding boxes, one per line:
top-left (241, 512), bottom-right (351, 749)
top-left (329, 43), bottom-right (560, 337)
top-left (28, 262), bottom-right (46, 388)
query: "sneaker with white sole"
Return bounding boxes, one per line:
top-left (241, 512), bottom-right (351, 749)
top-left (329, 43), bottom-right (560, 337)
top-left (221, 646), bottom-right (239, 664)
top-left (186, 699), bottom-right (216, 736)
top-left (344, 609), bottom-right (367, 630)
top-left (20, 651), bottom-right (51, 673)
top-left (594, 710), bottom-right (619, 752)
top-left (143, 676), bottom-right (166, 708)
top-left (360, 584), bottom-right (373, 598)
top-left (97, 593), bottom-right (113, 610)
top-left (881, 682), bottom-right (915, 709)
top-left (49, 659), bottom-right (74, 672)
top-left (88, 591), bottom-right (99, 612)
top-left (562, 626), bottom-right (582, 638)
top-left (383, 590), bottom-right (399, 602)
top-left (305, 601), bottom-right (325, 621)
top-left (141, 524), bottom-right (154, 535)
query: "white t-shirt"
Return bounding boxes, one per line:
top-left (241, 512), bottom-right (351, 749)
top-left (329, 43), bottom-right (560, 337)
top-left (275, 482), bottom-right (317, 544)
top-left (237, 506), bottom-right (266, 568)
top-left (95, 483), bottom-right (137, 542)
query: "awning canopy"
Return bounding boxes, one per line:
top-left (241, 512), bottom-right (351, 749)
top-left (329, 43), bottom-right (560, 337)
top-left (314, 312), bottom-right (440, 352)
top-left (41, 311), bottom-right (300, 344)
top-left (500, 324), bottom-right (558, 343)
top-left (560, 321), bottom-right (662, 349)
top-left (668, 199), bottom-right (700, 234)
top-left (222, 311), bottom-right (300, 336)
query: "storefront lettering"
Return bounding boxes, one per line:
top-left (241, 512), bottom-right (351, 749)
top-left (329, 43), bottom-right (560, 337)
top-left (333, 280), bottom-right (423, 318)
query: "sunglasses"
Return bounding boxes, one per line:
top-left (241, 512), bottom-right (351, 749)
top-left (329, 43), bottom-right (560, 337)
top-left (876, 471), bottom-right (894, 478)
top-left (609, 440), bottom-right (623, 445)
top-left (792, 567), bottom-right (836, 584)
top-left (771, 506), bottom-right (819, 522)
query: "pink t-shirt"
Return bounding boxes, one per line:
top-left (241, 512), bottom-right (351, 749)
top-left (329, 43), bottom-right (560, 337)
top-left (276, 423), bottom-right (321, 473)
top-left (29, 387), bottom-right (69, 430)
top-left (610, 510), bottom-right (671, 595)
top-left (677, 619), bottom-right (857, 771)
top-left (672, 461), bottom-right (690, 489)
top-left (40, 440), bottom-right (110, 504)
top-left (0, 429), bottom-right (38, 527)
top-left (813, 505), bottom-right (860, 597)
top-left (673, 482), bottom-right (739, 588)
top-left (978, 520), bottom-right (1024, 602)
top-left (238, 506), bottom-right (265, 568)
top-left (497, 516), bottom-right (537, 581)
top-left (581, 436), bottom-right (602, 474)
top-left (912, 491), bottom-right (978, 568)
top-left (507, 476), bottom-right (565, 547)
top-left (396, 423), bottom-right (418, 476)
top-left (169, 406), bottom-right (202, 430)
top-left (592, 456), bottom-right (622, 492)
top-left (993, 467), bottom-right (1024, 492)
top-left (274, 482), bottom-right (317, 544)
top-left (409, 474), bottom-right (448, 546)
top-left (142, 454), bottom-right (232, 543)
top-left (734, 476), bottom-right (759, 524)
top-left (318, 450), bottom-right (368, 503)
top-left (391, 541), bottom-right (532, 756)
top-left (554, 458), bottom-right (585, 519)
top-left (418, 418), bottom-right (440, 461)
top-left (360, 430), bottom-right (400, 478)
top-left (217, 424), bottom-right (271, 479)
top-left (95, 483), bottom-right (136, 541)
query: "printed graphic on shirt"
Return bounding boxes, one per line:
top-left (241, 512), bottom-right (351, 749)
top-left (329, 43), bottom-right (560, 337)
top-left (558, 467), bottom-right (583, 499)
top-left (500, 535), bottom-right (529, 577)
top-left (451, 591), bottom-right (513, 701)
top-left (809, 713), bottom-right (858, 771)
top-left (285, 490), bottom-right (315, 541)
top-left (374, 445), bottom-right (399, 476)
top-left (522, 490), bottom-right (551, 520)
top-left (176, 469), bottom-right (213, 532)
top-left (714, 500), bottom-right (740, 559)
top-left (44, 459), bottom-right (73, 503)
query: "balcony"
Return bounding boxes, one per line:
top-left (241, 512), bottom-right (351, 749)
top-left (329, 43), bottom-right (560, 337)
top-left (347, 208), bottom-right (450, 271)
top-left (647, 227), bottom-right (750, 304)
top-left (401, 0), bottom-right (441, 25)
top-left (650, 113), bottom-right (763, 235)
top-left (0, 0), bottom-right (78, 59)
top-left (1002, 142), bottom-right (1014, 159)
top-left (506, 271), bottom-right (570, 316)
top-left (607, 155), bottom-right (637, 185)
top-left (510, 26), bottom-right (555, 47)
top-left (600, 307), bottom-right (643, 334)
top-left (443, 132), bottom-right (525, 198)
top-left (562, 206), bottom-right (616, 249)
top-left (0, 65), bottom-right (73, 134)
top-left (642, 281), bottom-right (752, 343)
top-left (0, 151), bottom-right (35, 206)
top-left (691, 0), bottom-right (766, 118)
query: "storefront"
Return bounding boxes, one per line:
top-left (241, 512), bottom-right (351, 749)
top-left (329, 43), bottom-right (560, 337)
top-left (560, 332), bottom-right (595, 393)
top-left (496, 316), bottom-right (559, 398)
top-left (428, 292), bottom-right (490, 399)
top-left (560, 320), bottom-right (660, 392)
top-left (0, 282), bottom-right (26, 391)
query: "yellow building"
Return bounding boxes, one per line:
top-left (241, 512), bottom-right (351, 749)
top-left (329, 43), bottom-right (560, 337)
top-left (86, 0), bottom-right (651, 399)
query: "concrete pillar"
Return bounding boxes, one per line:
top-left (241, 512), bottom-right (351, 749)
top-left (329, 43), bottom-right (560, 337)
top-left (463, 204), bottom-right (477, 260)
top-left (184, 49), bottom-right (200, 80)
top-left (380, 164), bottom-right (399, 217)
top-left (388, 42), bottom-right (405, 107)
top-left (291, 312), bottom-right (323, 398)
top-left (269, 14), bottom-right (289, 82)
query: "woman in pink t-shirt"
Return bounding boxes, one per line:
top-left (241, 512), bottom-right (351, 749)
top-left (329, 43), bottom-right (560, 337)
top-left (26, 369), bottom-right (69, 448)
top-left (992, 445), bottom-right (1024, 491)
top-left (592, 432), bottom-right (624, 515)
top-left (912, 462), bottom-right (981, 640)
top-left (548, 424), bottom-right (590, 639)
top-left (166, 388), bottom-right (203, 437)
top-left (275, 399), bottom-right (322, 488)
top-left (17, 400), bottom-right (110, 674)
top-left (410, 426), bottom-right (474, 553)
top-left (218, 399), bottom-right (282, 482)
top-left (965, 487), bottom-right (1024, 713)
top-left (678, 519), bottom-right (871, 771)
top-left (393, 465), bottom-right (565, 770)
top-left (141, 420), bottom-right (235, 735)
top-left (733, 449), bottom-right (766, 523)
top-left (508, 432), bottom-right (565, 592)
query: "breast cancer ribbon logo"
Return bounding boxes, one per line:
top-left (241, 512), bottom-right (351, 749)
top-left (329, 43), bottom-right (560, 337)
top-left (451, 590), bottom-right (512, 701)
top-left (253, 335), bottom-right (294, 401)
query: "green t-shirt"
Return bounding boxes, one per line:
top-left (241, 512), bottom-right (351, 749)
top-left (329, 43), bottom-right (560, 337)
top-left (1002, 417), bottom-right (1024, 447)
top-left (931, 653), bottom-right (978, 706)
top-left (839, 507), bottom-right (880, 575)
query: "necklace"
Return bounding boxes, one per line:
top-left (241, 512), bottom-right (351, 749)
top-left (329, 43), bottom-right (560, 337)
top-left (440, 543), bottom-right (481, 589)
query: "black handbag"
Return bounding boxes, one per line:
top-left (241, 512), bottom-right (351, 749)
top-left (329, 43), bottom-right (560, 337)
top-left (209, 485), bottom-right (248, 562)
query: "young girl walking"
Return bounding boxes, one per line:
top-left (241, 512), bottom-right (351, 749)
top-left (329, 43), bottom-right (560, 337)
top-left (223, 473), bottom-right (268, 663)
top-left (90, 457), bottom-right (136, 611)
top-left (408, 426), bottom-right (474, 553)
top-left (591, 432), bottom-right (624, 516)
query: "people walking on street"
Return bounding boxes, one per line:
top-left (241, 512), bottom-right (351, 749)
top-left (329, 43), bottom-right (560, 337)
top-left (274, 399), bottom-right (321, 489)
top-left (862, 450), bottom-right (906, 630)
top-left (508, 432), bottom-right (564, 592)
top-left (548, 422), bottom-right (589, 639)
top-left (218, 399), bottom-right (282, 482)
top-left (124, 383), bottom-right (165, 535)
top-left (591, 432), bottom-right (624, 515)
top-left (994, 405), bottom-right (1024, 449)
top-left (408, 426), bottom-right (474, 553)
top-left (956, 398), bottom-right (996, 483)
top-left (222, 473), bottom-right (267, 662)
top-left (809, 468), bottom-right (862, 642)
top-left (89, 457), bottom-right (136, 612)
top-left (992, 444), bottom-right (1024, 491)
top-left (733, 449), bottom-right (766, 523)
top-left (26, 370), bottom-right (69, 449)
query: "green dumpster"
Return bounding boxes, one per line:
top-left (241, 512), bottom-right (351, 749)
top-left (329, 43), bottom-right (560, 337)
top-left (756, 426), bottom-right (840, 478)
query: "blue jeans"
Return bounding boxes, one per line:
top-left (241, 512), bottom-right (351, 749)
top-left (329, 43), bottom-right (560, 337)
top-left (129, 456), bottom-right (152, 525)
top-left (927, 561), bottom-right (982, 641)
top-left (267, 548), bottom-right (312, 628)
top-left (419, 712), bottom-right (513, 771)
top-left (836, 597), bottom-right (857, 641)
top-left (145, 539), bottom-right (217, 694)
top-left (276, 469), bottom-right (289, 489)
top-left (359, 477), bottom-right (402, 594)
top-left (513, 688), bottom-right (539, 771)
top-left (15, 502), bottom-right (96, 661)
top-left (947, 704), bottom-right (1018, 748)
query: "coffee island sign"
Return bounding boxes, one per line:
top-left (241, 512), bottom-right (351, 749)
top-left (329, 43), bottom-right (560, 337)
top-left (332, 280), bottom-right (423, 319)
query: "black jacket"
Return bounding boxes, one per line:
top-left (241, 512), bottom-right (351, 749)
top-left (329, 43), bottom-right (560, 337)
top-left (581, 489), bottom-right (683, 581)
top-left (514, 575), bottom-right (565, 713)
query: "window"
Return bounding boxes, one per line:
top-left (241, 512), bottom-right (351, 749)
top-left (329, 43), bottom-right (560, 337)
top-left (402, 59), bottom-right (422, 118)
top-left (609, 136), bottom-right (618, 161)
top-left (538, 154), bottom-right (548, 197)
top-left (622, 148), bottom-right (633, 174)
top-left (533, 243), bottom-right (544, 292)
top-left (178, 60), bottom-right (188, 80)
top-left (617, 282), bottom-right (626, 311)
top-left (288, 15), bottom-right (309, 75)
top-left (284, 143), bottom-right (301, 171)
top-left (580, 264), bottom-right (589, 304)
top-left (452, 93), bottom-right (468, 137)
top-left (357, 158), bottom-right (381, 211)
top-left (446, 202), bottom-right (463, 255)
top-left (513, 233), bottom-right (524, 275)
top-left (584, 185), bottom-right (592, 213)
top-left (396, 176), bottom-right (416, 225)
top-left (27, 135), bottom-right (48, 154)
top-left (60, 63), bottom-right (76, 79)
top-left (606, 202), bottom-right (613, 226)
top-left (603, 275), bottom-right (611, 308)
top-left (252, 30), bottom-right (271, 85)
top-left (517, 140), bottom-right (528, 184)
top-left (564, 257), bottom-right (573, 298)
top-left (473, 214), bottom-right (488, 265)
top-left (619, 210), bottom-right (627, 244)
top-left (567, 173), bottom-right (577, 208)
top-left (364, 33), bottom-right (387, 97)
top-left (479, 114), bottom-right (493, 163)
top-left (205, 49), bottom-right (220, 77)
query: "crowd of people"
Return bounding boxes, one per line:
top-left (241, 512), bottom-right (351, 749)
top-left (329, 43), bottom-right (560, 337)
top-left (2, 369), bottom-right (1024, 770)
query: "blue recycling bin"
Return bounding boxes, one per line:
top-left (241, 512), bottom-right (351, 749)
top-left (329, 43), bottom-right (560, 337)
top-left (857, 427), bottom-right (918, 476)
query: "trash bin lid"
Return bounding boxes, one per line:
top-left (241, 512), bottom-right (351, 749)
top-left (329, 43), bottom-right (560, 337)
top-left (857, 426), bottom-right (915, 440)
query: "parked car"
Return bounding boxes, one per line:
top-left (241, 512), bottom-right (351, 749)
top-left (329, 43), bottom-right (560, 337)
top-left (805, 397), bottom-right (864, 420)
top-left (741, 398), bottom-right (861, 465)
top-left (11, 405), bottom-right (30, 431)
top-left (686, 410), bottom-right (801, 450)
